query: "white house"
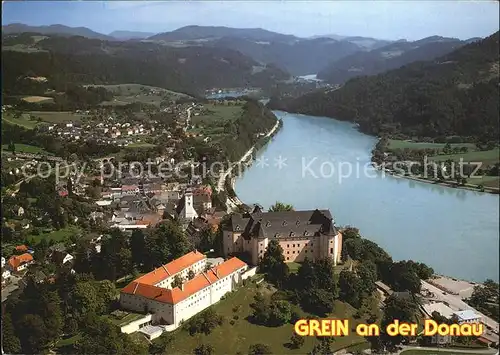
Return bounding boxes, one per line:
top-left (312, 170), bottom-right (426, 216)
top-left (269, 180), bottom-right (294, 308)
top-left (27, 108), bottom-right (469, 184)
top-left (62, 253), bottom-right (74, 264)
top-left (453, 310), bottom-right (482, 324)
top-left (120, 251), bottom-right (248, 330)
top-left (2, 269), bottom-right (11, 284)
top-left (1, 256), bottom-right (5, 268)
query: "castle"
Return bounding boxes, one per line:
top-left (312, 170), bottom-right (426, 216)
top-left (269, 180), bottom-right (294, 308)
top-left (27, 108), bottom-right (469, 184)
top-left (222, 208), bottom-right (343, 265)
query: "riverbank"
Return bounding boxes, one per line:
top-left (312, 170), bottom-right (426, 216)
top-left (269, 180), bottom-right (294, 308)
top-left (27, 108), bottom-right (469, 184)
top-left (216, 115), bottom-right (282, 211)
top-left (378, 166), bottom-right (500, 195)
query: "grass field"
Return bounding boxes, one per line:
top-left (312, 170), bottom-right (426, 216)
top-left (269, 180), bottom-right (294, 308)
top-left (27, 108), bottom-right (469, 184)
top-left (163, 282), bottom-right (367, 354)
top-left (28, 225), bottom-right (81, 245)
top-left (430, 148), bottom-right (499, 166)
top-left (1, 143), bottom-right (51, 155)
top-left (125, 142), bottom-right (157, 148)
top-left (388, 140), bottom-right (476, 151)
top-left (466, 175), bottom-right (500, 189)
top-left (27, 111), bottom-right (85, 124)
top-left (2, 113), bottom-right (40, 129)
top-left (21, 96), bottom-right (54, 104)
top-left (190, 103), bottom-right (243, 125)
top-left (88, 83), bottom-right (190, 107)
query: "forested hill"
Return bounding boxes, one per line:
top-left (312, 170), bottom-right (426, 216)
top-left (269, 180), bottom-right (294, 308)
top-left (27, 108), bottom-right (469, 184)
top-left (270, 32), bottom-right (499, 141)
top-left (1, 34), bottom-right (289, 97)
top-left (317, 36), bottom-right (469, 84)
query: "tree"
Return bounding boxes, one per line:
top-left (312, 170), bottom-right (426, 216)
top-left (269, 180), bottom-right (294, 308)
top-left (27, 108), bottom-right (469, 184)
top-left (188, 269), bottom-right (195, 280)
top-left (2, 312), bottom-right (21, 354)
top-left (76, 316), bottom-right (148, 355)
top-left (145, 220), bottom-right (191, 269)
top-left (268, 201), bottom-right (294, 212)
top-left (380, 294), bottom-right (419, 349)
top-left (186, 309), bottom-right (223, 336)
top-left (193, 344), bottom-right (214, 355)
top-left (248, 343), bottom-right (272, 355)
top-left (171, 274), bottom-right (184, 289)
top-left (16, 314), bottom-right (49, 354)
top-left (338, 270), bottom-right (362, 307)
top-left (356, 261), bottom-right (377, 296)
top-left (130, 229), bottom-right (146, 267)
top-left (268, 300), bottom-right (292, 326)
top-left (8, 141), bottom-right (16, 153)
top-left (290, 332), bottom-right (305, 349)
top-left (259, 239), bottom-right (289, 287)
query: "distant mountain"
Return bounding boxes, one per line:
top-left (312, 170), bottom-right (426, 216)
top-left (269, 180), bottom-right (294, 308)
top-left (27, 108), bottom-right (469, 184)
top-left (271, 32), bottom-right (499, 140)
top-left (149, 26), bottom-right (362, 75)
top-left (317, 36), bottom-right (469, 84)
top-left (2, 23), bottom-right (113, 40)
top-left (149, 25), bottom-right (297, 42)
top-left (2, 34), bottom-right (290, 97)
top-left (206, 36), bottom-right (361, 76)
top-left (109, 30), bottom-right (156, 40)
top-left (310, 34), bottom-right (394, 50)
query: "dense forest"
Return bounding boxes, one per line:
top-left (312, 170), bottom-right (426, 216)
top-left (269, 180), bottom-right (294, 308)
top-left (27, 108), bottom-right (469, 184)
top-left (2, 34), bottom-right (289, 98)
top-left (317, 36), bottom-right (468, 84)
top-left (270, 32), bottom-right (499, 141)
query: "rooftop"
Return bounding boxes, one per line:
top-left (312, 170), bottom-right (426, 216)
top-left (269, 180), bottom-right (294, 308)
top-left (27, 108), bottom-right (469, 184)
top-left (229, 209), bottom-right (338, 239)
top-left (454, 310), bottom-right (481, 321)
top-left (8, 253), bottom-right (33, 269)
top-left (134, 250), bottom-right (206, 286)
top-left (121, 256), bottom-right (247, 305)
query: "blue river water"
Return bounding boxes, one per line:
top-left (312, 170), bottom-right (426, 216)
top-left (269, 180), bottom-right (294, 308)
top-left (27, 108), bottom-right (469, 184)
top-left (235, 111), bottom-right (500, 282)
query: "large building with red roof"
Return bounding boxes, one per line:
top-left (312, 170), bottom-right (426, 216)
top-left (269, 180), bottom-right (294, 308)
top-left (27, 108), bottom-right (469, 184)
top-left (120, 251), bottom-right (248, 329)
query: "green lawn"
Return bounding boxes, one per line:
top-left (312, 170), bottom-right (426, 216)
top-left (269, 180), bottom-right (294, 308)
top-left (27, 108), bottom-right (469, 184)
top-left (27, 111), bottom-right (85, 124)
top-left (28, 225), bottom-right (81, 244)
top-left (2, 113), bottom-right (40, 129)
top-left (388, 140), bottom-right (476, 150)
top-left (287, 262), bottom-right (301, 273)
top-left (125, 142), bottom-right (157, 148)
top-left (105, 311), bottom-right (147, 327)
top-left (466, 175), bottom-right (500, 189)
top-left (88, 83), bottom-right (190, 107)
top-left (190, 103), bottom-right (243, 125)
top-left (164, 282), bottom-right (367, 354)
top-left (430, 148), bottom-right (499, 165)
top-left (2, 143), bottom-right (51, 155)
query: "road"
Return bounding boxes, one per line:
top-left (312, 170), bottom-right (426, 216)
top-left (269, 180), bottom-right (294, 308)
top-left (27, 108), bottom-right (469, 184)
top-left (216, 118), bottom-right (281, 212)
top-left (421, 280), bottom-right (499, 336)
top-left (397, 345), bottom-right (499, 354)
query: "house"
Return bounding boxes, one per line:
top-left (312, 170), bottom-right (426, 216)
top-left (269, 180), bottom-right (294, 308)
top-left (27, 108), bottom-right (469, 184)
top-left (32, 270), bottom-right (49, 284)
top-left (8, 253), bottom-right (34, 272)
top-left (17, 206), bottom-right (25, 216)
top-left (1, 256), bottom-right (5, 268)
top-left (2, 269), bottom-right (11, 284)
top-left (52, 252), bottom-right (74, 265)
top-left (15, 245), bottom-right (29, 253)
top-left (122, 185), bottom-right (140, 195)
top-left (223, 208), bottom-right (343, 265)
top-left (193, 193), bottom-right (212, 215)
top-left (453, 310), bottom-right (481, 324)
top-left (119, 251), bottom-right (248, 330)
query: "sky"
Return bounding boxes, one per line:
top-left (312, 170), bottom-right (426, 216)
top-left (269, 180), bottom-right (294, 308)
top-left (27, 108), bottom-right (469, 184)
top-left (2, 1), bottom-right (499, 40)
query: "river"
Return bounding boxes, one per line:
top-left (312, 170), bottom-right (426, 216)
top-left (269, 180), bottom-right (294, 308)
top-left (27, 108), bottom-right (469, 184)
top-left (235, 111), bottom-right (500, 282)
